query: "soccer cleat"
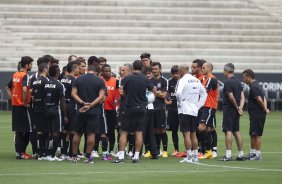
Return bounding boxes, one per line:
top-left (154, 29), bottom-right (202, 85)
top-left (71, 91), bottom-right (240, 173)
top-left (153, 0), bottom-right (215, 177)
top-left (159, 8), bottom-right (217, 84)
top-left (236, 156), bottom-right (246, 161)
top-left (219, 156), bottom-right (232, 161)
top-left (132, 159), bottom-right (139, 163)
top-left (249, 154), bottom-right (262, 161)
top-left (212, 151), bottom-right (218, 158)
top-left (112, 159), bottom-right (124, 163)
top-left (180, 157), bottom-right (193, 163)
top-left (91, 151), bottom-right (99, 158)
top-left (143, 151), bottom-right (152, 158)
top-left (84, 157), bottom-right (94, 164)
top-left (77, 153), bottom-right (85, 159)
top-left (175, 151), bottom-right (187, 158)
top-left (32, 153), bottom-right (39, 159)
top-left (37, 157), bottom-right (44, 161)
top-left (197, 152), bottom-right (204, 158)
top-left (193, 157), bottom-right (199, 163)
top-left (199, 150), bottom-right (213, 159)
top-left (59, 154), bottom-right (68, 161)
top-left (22, 153), bottom-right (33, 159)
top-left (47, 156), bottom-right (63, 162)
top-left (171, 150), bottom-right (179, 156)
top-left (70, 157), bottom-right (78, 163)
top-left (162, 151), bottom-right (168, 158)
top-left (102, 155), bottom-right (113, 161)
top-left (151, 154), bottom-right (159, 160)
top-left (247, 153), bottom-right (256, 160)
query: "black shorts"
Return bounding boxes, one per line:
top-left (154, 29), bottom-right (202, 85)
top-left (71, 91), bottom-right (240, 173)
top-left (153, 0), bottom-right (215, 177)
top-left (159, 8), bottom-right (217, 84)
top-left (154, 110), bottom-right (166, 129)
top-left (222, 109), bottom-right (240, 132)
top-left (105, 110), bottom-right (117, 132)
top-left (75, 113), bottom-right (99, 134)
top-left (33, 109), bottom-right (48, 133)
top-left (117, 109), bottom-right (124, 128)
top-left (12, 106), bottom-right (32, 132)
top-left (198, 107), bottom-right (216, 128)
top-left (99, 109), bottom-right (108, 134)
top-left (249, 112), bottom-right (266, 137)
top-left (121, 106), bottom-right (146, 132)
top-left (167, 109), bottom-right (179, 131)
top-left (45, 106), bottom-right (63, 133)
top-left (179, 114), bottom-right (197, 133)
top-left (65, 102), bottom-right (77, 132)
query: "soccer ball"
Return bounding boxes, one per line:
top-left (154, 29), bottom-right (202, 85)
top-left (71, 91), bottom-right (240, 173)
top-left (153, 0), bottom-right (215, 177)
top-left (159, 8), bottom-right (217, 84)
top-left (146, 91), bottom-right (155, 103)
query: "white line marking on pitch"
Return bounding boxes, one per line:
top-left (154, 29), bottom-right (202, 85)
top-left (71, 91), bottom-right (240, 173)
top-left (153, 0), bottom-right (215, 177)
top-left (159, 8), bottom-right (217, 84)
top-left (194, 162), bottom-right (282, 172)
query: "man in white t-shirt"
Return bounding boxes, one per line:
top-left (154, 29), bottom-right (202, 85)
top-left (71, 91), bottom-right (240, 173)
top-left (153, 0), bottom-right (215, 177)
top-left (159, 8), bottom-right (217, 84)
top-left (176, 64), bottom-right (207, 163)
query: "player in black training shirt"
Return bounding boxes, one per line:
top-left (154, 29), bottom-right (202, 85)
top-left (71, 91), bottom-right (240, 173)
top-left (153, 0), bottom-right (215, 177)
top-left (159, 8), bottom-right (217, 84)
top-left (44, 64), bottom-right (68, 161)
top-left (165, 65), bottom-right (180, 156)
top-left (60, 61), bottom-right (79, 160)
top-left (151, 62), bottom-right (168, 157)
top-left (242, 69), bottom-right (269, 160)
top-left (113, 60), bottom-right (156, 163)
top-left (71, 65), bottom-right (106, 164)
top-left (220, 63), bottom-right (245, 161)
top-left (31, 63), bottom-right (49, 160)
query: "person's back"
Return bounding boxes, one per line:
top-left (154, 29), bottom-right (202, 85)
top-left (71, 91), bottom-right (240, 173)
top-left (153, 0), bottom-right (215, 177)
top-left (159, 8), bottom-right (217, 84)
top-left (123, 73), bottom-right (152, 107)
top-left (248, 81), bottom-right (265, 114)
top-left (73, 73), bottom-right (105, 114)
top-left (222, 76), bottom-right (242, 110)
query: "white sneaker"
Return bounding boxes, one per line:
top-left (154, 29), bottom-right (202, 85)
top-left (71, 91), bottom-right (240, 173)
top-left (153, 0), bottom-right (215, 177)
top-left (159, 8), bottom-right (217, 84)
top-left (91, 151), bottom-right (100, 158)
top-left (59, 154), bottom-right (69, 160)
top-left (54, 156), bottom-right (63, 162)
top-left (77, 154), bottom-right (85, 158)
top-left (180, 157), bottom-right (193, 163)
top-left (193, 157), bottom-right (199, 163)
top-left (38, 157), bottom-right (44, 161)
top-left (158, 150), bottom-right (163, 157)
top-left (212, 151), bottom-right (218, 158)
top-left (44, 156), bottom-right (51, 161)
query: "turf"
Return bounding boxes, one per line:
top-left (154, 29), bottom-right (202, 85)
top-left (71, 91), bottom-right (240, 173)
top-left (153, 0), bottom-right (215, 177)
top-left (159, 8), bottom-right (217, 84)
top-left (0, 111), bottom-right (282, 184)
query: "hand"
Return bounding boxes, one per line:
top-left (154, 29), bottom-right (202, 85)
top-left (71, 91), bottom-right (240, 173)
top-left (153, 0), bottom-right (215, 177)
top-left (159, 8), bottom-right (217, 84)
top-left (79, 104), bottom-right (91, 113)
top-left (64, 116), bottom-right (68, 124)
top-left (237, 107), bottom-right (243, 116)
top-left (165, 99), bottom-right (172, 105)
top-left (265, 109), bottom-right (270, 114)
top-left (23, 103), bottom-right (30, 108)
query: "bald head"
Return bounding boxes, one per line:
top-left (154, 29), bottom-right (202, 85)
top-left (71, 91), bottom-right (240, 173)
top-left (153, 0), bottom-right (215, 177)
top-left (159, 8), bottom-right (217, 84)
top-left (179, 64), bottom-right (189, 77)
top-left (202, 62), bottom-right (213, 75)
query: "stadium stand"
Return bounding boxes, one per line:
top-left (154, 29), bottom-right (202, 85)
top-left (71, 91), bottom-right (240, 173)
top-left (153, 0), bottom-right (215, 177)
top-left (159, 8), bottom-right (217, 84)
top-left (0, 0), bottom-right (282, 72)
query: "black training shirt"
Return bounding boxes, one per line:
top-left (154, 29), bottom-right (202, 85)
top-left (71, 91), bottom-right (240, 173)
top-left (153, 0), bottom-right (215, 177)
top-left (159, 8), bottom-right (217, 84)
top-left (72, 73), bottom-right (106, 114)
top-left (222, 76), bottom-right (243, 110)
top-left (248, 80), bottom-right (265, 113)
top-left (122, 72), bottom-right (154, 107)
top-left (61, 75), bottom-right (76, 103)
top-left (44, 78), bottom-right (65, 107)
top-left (166, 78), bottom-right (178, 110)
top-left (151, 76), bottom-right (168, 110)
top-left (31, 76), bottom-right (49, 111)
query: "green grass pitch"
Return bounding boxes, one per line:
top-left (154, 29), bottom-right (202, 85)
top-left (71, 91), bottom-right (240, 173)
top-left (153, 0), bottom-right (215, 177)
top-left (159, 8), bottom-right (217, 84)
top-left (0, 111), bottom-right (282, 184)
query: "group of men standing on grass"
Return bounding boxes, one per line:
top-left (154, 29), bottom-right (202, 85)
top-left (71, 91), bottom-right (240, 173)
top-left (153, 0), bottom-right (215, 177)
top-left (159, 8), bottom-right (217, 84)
top-left (7, 53), bottom-right (269, 164)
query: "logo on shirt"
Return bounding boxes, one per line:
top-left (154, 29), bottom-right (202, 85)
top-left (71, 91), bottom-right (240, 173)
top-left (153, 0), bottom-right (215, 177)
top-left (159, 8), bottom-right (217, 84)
top-left (45, 84), bottom-right (56, 88)
top-left (13, 78), bottom-right (20, 83)
top-left (157, 83), bottom-right (162, 89)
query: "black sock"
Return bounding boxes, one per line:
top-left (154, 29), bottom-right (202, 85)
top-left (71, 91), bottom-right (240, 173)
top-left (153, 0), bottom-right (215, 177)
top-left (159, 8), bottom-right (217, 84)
top-left (29, 132), bottom-right (37, 155)
top-left (161, 133), bottom-right (168, 152)
top-left (101, 137), bottom-right (108, 153)
top-left (211, 130), bottom-right (217, 149)
top-left (172, 131), bottom-right (179, 151)
top-left (155, 134), bottom-right (161, 152)
top-left (37, 134), bottom-right (45, 157)
top-left (69, 134), bottom-right (74, 157)
top-left (128, 134), bottom-right (134, 153)
top-left (60, 133), bottom-right (67, 155)
top-left (108, 131), bottom-right (115, 152)
top-left (94, 134), bottom-right (100, 152)
top-left (52, 135), bottom-right (60, 157)
top-left (22, 132), bottom-right (30, 153)
top-left (204, 132), bottom-right (212, 151)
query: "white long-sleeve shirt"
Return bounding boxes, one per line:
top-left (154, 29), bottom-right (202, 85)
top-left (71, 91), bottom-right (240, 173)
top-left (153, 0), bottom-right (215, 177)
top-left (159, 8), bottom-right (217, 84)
top-left (176, 73), bottom-right (207, 116)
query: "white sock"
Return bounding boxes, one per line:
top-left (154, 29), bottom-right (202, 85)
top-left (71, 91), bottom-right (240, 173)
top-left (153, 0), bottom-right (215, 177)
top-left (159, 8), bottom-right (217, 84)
top-left (250, 149), bottom-right (256, 154)
top-left (255, 150), bottom-right (261, 156)
top-left (226, 150), bottom-right (232, 158)
top-left (118, 151), bottom-right (125, 160)
top-left (133, 152), bottom-right (140, 160)
top-left (238, 151), bottom-right (244, 158)
top-left (186, 150), bottom-right (192, 159)
top-left (193, 150), bottom-right (198, 159)
top-left (212, 147), bottom-right (217, 151)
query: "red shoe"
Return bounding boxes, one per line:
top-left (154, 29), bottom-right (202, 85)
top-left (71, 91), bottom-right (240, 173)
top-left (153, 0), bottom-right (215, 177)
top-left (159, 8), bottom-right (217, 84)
top-left (198, 152), bottom-right (204, 158)
top-left (171, 150), bottom-right (179, 156)
top-left (175, 151), bottom-right (187, 158)
top-left (22, 153), bottom-right (33, 159)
